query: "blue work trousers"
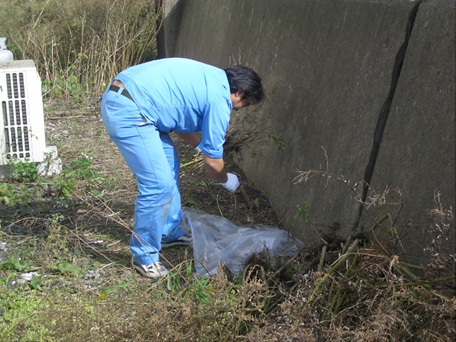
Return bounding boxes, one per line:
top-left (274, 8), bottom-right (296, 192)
top-left (100, 86), bottom-right (183, 264)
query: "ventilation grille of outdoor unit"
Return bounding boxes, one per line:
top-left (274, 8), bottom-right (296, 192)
top-left (0, 60), bottom-right (46, 165)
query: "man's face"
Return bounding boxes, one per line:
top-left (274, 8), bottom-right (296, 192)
top-left (230, 91), bottom-right (250, 111)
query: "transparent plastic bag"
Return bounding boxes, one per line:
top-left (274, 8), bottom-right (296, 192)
top-left (180, 208), bottom-right (305, 278)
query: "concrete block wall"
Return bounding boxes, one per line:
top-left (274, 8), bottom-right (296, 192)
top-left (159, 0), bottom-right (455, 264)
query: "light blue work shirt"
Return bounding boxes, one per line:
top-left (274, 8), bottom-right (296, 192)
top-left (116, 58), bottom-right (233, 159)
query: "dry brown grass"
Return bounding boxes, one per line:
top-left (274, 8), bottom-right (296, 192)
top-left (0, 0), bottom-right (162, 96)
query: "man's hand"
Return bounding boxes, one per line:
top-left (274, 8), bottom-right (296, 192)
top-left (220, 172), bottom-right (240, 192)
top-left (198, 147), bottom-right (240, 192)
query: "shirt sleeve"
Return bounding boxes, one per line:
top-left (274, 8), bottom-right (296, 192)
top-left (197, 100), bottom-right (231, 159)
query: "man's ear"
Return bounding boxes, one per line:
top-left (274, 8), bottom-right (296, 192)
top-left (235, 91), bottom-right (244, 99)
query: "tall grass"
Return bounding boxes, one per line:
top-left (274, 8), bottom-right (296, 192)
top-left (0, 0), bottom-right (163, 98)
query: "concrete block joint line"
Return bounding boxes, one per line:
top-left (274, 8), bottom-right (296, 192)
top-left (354, 1), bottom-right (423, 231)
top-left (163, 0), bottom-right (455, 263)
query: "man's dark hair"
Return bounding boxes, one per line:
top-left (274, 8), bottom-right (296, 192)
top-left (224, 65), bottom-right (265, 104)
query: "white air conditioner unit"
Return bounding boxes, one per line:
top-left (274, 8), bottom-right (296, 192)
top-left (0, 60), bottom-right (47, 166)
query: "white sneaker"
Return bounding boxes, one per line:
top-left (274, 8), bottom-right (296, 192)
top-left (132, 260), bottom-right (169, 279)
top-left (161, 234), bottom-right (193, 248)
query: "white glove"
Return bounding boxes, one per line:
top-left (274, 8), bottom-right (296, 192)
top-left (220, 173), bottom-right (240, 192)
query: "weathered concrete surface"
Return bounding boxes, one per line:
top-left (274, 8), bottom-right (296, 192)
top-left (157, 0), bottom-right (183, 59)
top-left (159, 0), bottom-right (455, 263)
top-left (358, 0), bottom-right (455, 263)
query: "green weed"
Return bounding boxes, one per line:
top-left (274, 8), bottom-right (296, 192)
top-left (49, 152), bottom-right (103, 196)
top-left (294, 201), bottom-right (309, 222)
top-left (0, 182), bottom-right (42, 207)
top-left (7, 157), bottom-right (39, 183)
top-left (268, 133), bottom-right (285, 151)
top-left (66, 153), bottom-right (98, 180)
top-left (43, 74), bottom-right (87, 102)
top-left (1, 152), bottom-right (102, 206)
top-left (0, 283), bottom-right (53, 341)
top-left (166, 262), bottom-right (213, 304)
top-left (246, 145), bottom-right (258, 158)
top-left (0, 257), bottom-right (29, 272)
top-left (183, 198), bottom-right (198, 207)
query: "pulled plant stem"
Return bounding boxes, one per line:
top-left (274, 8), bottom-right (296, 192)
top-left (296, 238), bottom-right (360, 326)
top-left (318, 245), bottom-right (327, 271)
